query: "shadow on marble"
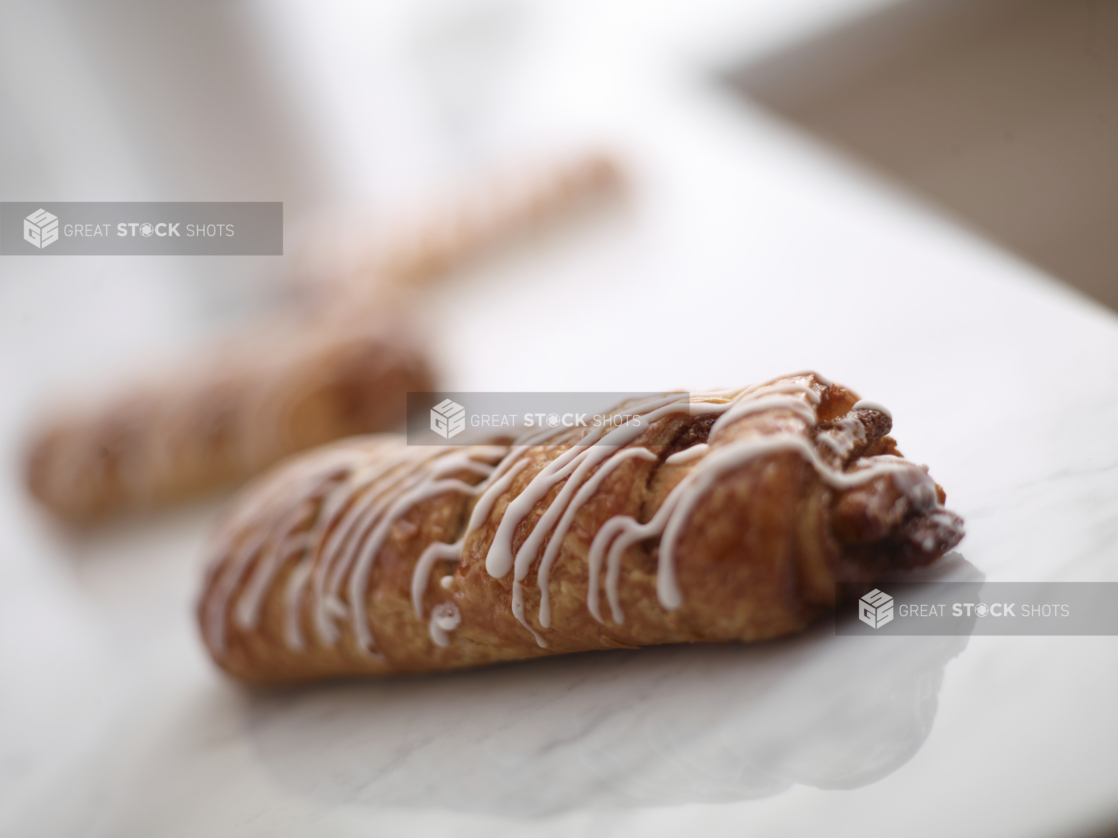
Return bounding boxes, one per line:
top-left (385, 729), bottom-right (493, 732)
top-left (245, 555), bottom-right (980, 815)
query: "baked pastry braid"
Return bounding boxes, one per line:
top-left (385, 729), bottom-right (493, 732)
top-left (291, 150), bottom-right (621, 304)
top-left (25, 318), bottom-right (433, 523)
top-left (198, 372), bottom-right (964, 684)
top-left (26, 152), bottom-right (619, 524)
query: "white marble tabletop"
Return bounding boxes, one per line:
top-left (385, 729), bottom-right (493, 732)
top-left (2, 1), bottom-right (1116, 836)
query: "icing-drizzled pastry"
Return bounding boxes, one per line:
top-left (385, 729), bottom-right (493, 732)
top-left (25, 318), bottom-right (433, 523)
top-left (198, 373), bottom-right (964, 683)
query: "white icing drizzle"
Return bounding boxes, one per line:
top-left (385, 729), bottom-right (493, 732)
top-left (536, 447), bottom-right (657, 628)
top-left (664, 444), bottom-right (708, 465)
top-left (716, 390), bottom-right (818, 426)
top-left (490, 392), bottom-right (742, 590)
top-left (852, 399), bottom-right (892, 419)
top-left (408, 457), bottom-right (531, 619)
top-left (428, 602), bottom-right (461, 647)
top-left (512, 580), bottom-right (547, 647)
top-left (309, 451), bottom-right (430, 646)
top-left (283, 559), bottom-right (314, 650)
top-left (201, 446), bottom-right (359, 653)
top-left (234, 530), bottom-right (312, 629)
top-left (343, 449), bottom-right (501, 655)
top-left (211, 372), bottom-right (938, 656)
top-left (209, 441), bottom-right (505, 657)
top-left (476, 379), bottom-right (831, 627)
top-left (411, 541), bottom-right (465, 618)
top-left (592, 434), bottom-right (935, 617)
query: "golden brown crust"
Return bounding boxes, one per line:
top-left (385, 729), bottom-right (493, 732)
top-left (198, 373), bottom-right (964, 684)
top-left (24, 319), bottom-right (433, 523)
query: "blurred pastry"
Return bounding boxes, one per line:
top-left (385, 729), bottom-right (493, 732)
top-left (290, 150), bottom-right (622, 304)
top-left (25, 317), bottom-right (433, 523)
top-left (197, 372), bottom-right (964, 684)
top-left (24, 151), bottom-right (620, 524)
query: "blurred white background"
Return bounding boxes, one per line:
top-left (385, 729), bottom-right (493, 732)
top-left (1, 1), bottom-right (1116, 837)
